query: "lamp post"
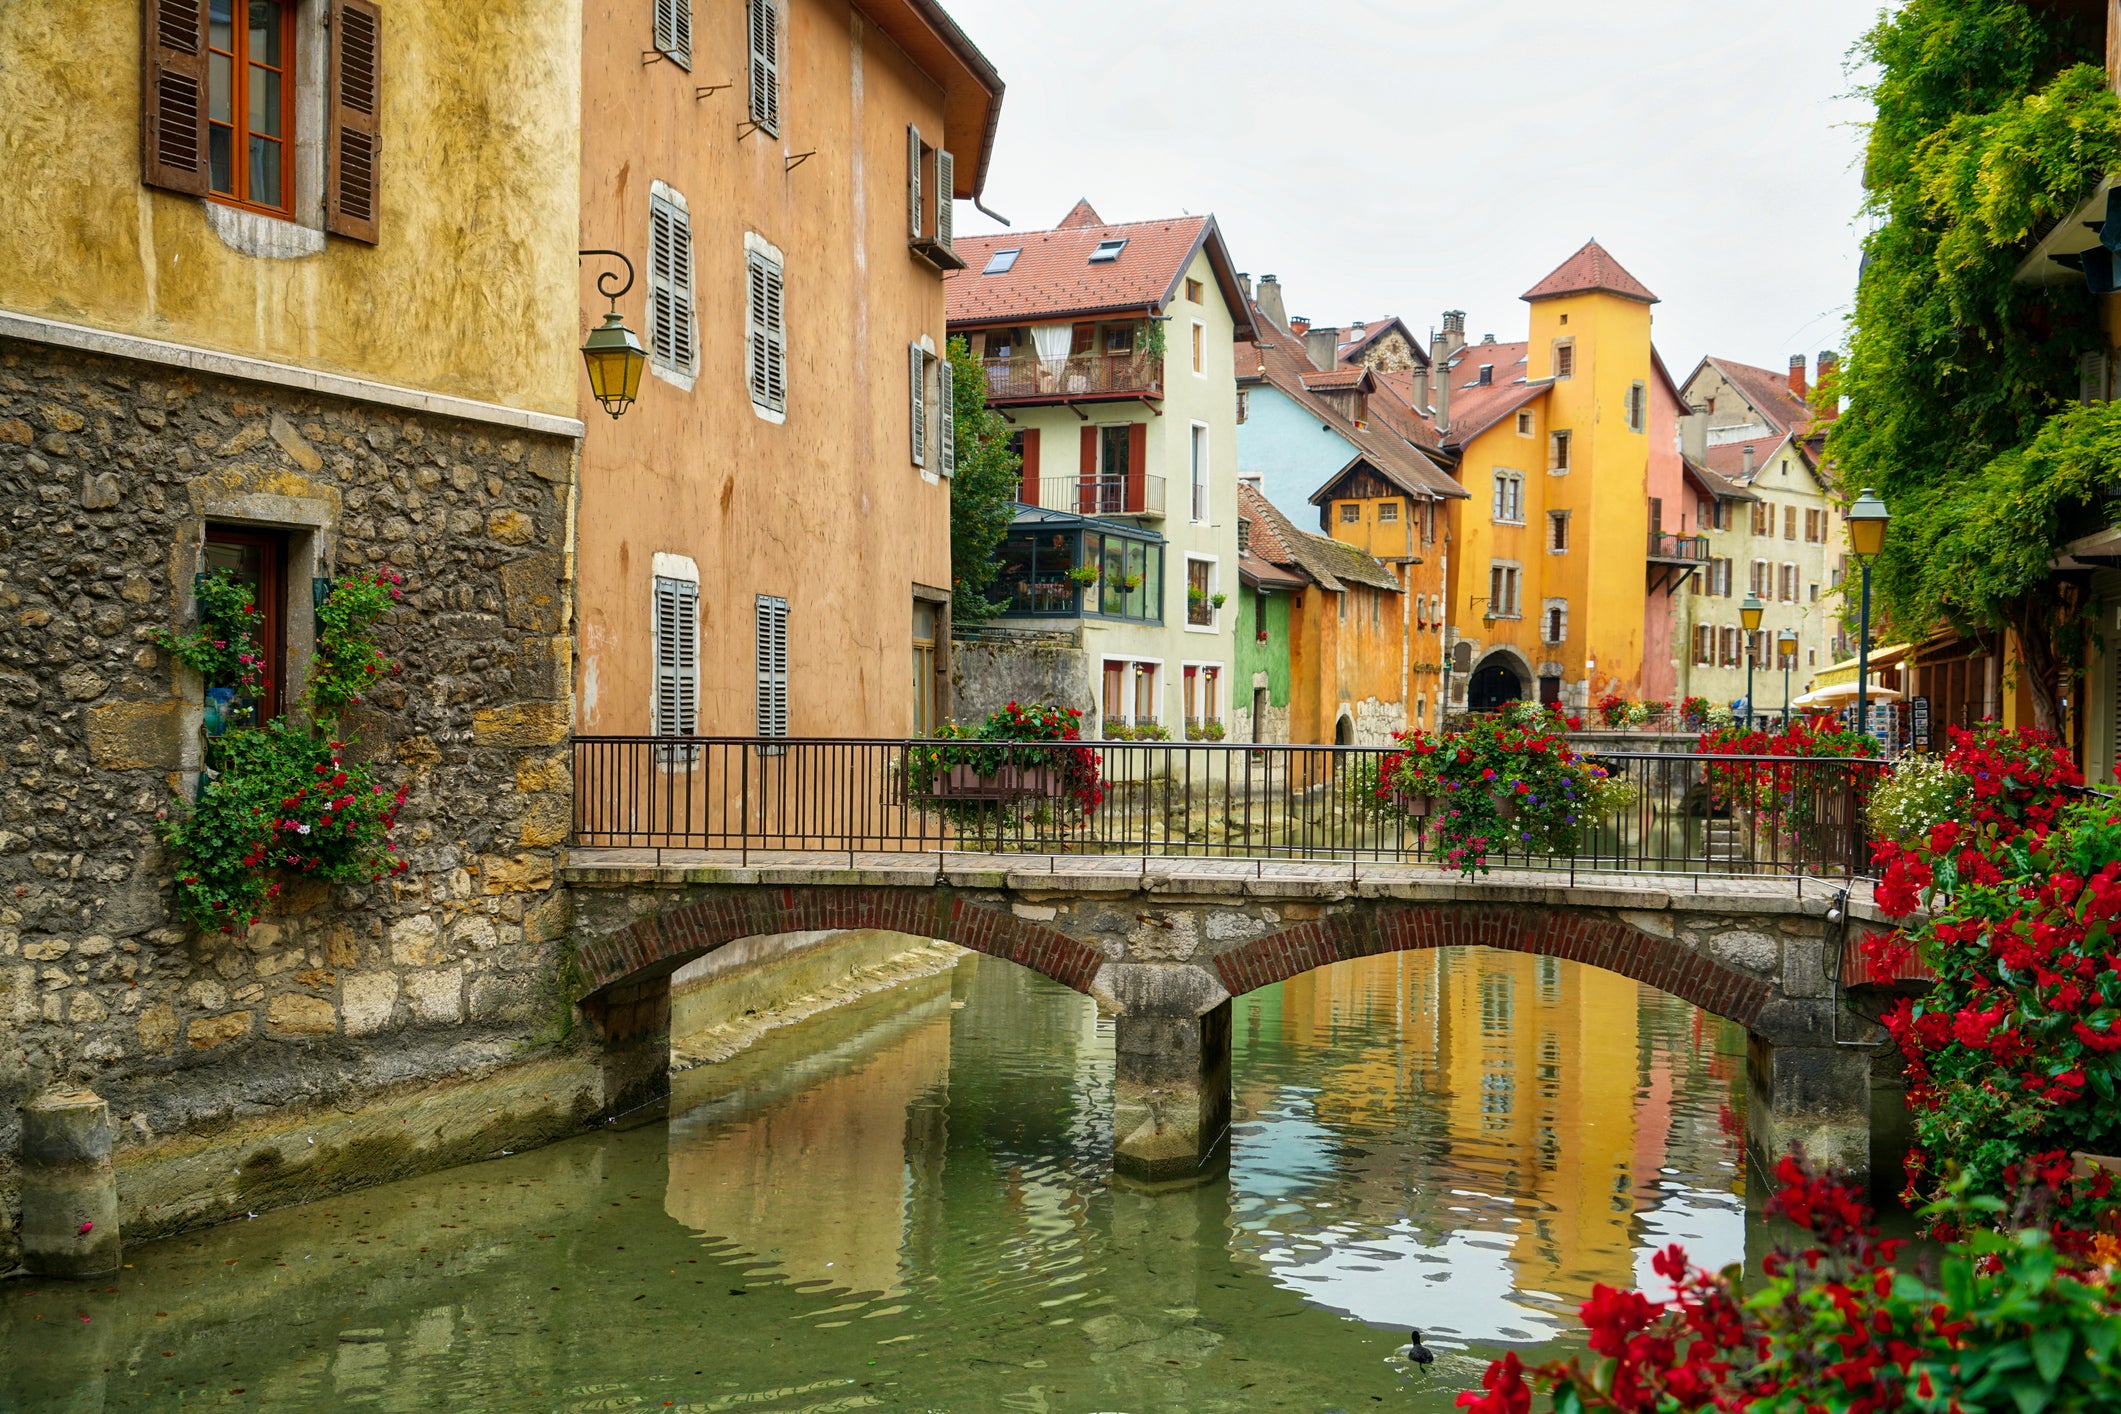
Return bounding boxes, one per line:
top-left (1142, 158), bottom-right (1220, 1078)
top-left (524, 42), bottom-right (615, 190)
top-left (1846, 489), bottom-right (1891, 742)
top-left (1778, 628), bottom-right (1798, 726)
top-left (578, 249), bottom-right (647, 418)
top-left (1740, 593), bottom-right (1764, 729)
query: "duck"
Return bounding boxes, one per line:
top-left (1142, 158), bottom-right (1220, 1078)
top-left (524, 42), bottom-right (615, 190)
top-left (1405, 1330), bottom-right (1435, 1366)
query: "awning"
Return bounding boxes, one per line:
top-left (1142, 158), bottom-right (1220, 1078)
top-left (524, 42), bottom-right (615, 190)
top-left (1792, 679), bottom-right (1905, 709)
top-left (1812, 642), bottom-right (1912, 689)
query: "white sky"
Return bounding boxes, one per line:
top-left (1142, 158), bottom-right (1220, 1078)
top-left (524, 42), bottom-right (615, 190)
top-left (945, 0), bottom-right (1879, 376)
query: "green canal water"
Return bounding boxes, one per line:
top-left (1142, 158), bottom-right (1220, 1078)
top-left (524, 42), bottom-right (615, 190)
top-left (1, 946), bottom-right (1750, 1412)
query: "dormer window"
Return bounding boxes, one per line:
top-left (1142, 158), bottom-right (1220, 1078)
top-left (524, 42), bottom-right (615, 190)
top-left (1476, 364), bottom-right (1493, 386)
top-left (983, 248), bottom-right (1020, 275)
top-left (1089, 238), bottom-right (1127, 263)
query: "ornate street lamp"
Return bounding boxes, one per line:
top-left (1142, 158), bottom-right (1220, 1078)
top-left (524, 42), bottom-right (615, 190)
top-left (579, 249), bottom-right (646, 419)
top-left (1846, 489), bottom-right (1891, 741)
top-left (1778, 628), bottom-right (1799, 727)
top-left (1740, 594), bottom-right (1765, 729)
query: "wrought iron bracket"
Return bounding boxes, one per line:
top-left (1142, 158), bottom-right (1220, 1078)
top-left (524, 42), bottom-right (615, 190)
top-left (736, 120), bottom-right (765, 141)
top-left (578, 249), bottom-right (636, 308)
top-left (784, 149), bottom-right (816, 173)
top-left (695, 82), bottom-right (731, 101)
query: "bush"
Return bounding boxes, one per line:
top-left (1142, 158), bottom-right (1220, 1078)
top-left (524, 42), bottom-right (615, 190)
top-left (1867, 749), bottom-right (1973, 844)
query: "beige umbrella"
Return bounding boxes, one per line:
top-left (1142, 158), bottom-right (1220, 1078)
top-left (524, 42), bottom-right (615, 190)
top-left (1790, 678), bottom-right (1904, 710)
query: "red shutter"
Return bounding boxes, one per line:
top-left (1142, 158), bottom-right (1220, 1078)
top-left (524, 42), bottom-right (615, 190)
top-left (141, 0), bottom-right (209, 194)
top-left (327, 0), bottom-right (382, 243)
top-left (1017, 428), bottom-right (1041, 505)
top-left (1125, 423), bottom-right (1147, 514)
top-left (1078, 426), bottom-right (1097, 515)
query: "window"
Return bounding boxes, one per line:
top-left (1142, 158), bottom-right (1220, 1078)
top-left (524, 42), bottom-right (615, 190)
top-left (911, 598), bottom-right (940, 737)
top-left (1102, 660), bottom-right (1125, 726)
top-left (1492, 471), bottom-right (1524, 523)
top-left (1750, 559), bottom-right (1769, 597)
top-left (1190, 423), bottom-right (1209, 521)
top-left (1542, 600), bottom-right (1567, 645)
top-left (1720, 626), bottom-right (1740, 668)
top-left (1378, 501), bottom-right (1398, 522)
top-left (647, 185), bottom-right (699, 383)
top-left (1185, 277), bottom-right (1204, 303)
top-left (1626, 381), bottom-right (1647, 433)
top-left (1548, 511), bottom-right (1570, 553)
top-left (1707, 556), bottom-right (1732, 597)
top-left (746, 0), bottom-right (780, 136)
top-left (754, 594), bottom-right (788, 739)
top-left (1089, 239), bottom-right (1127, 263)
top-left (1186, 557), bottom-right (1213, 628)
top-left (1805, 507), bottom-right (1825, 543)
top-left (1236, 517), bottom-right (1251, 554)
top-left (203, 0), bottom-right (296, 216)
top-left (1517, 411), bottom-right (1535, 436)
top-left (1750, 502), bottom-right (1772, 536)
top-left (204, 526), bottom-right (288, 721)
top-left (1488, 562), bottom-right (1521, 618)
top-left (654, 574), bottom-right (699, 739)
top-left (1340, 502), bottom-right (1361, 524)
top-left (1416, 595), bottom-right (1429, 628)
top-left (1809, 583), bottom-right (1819, 603)
top-left (746, 244), bottom-right (786, 416)
top-left (908, 343), bottom-right (952, 471)
top-left (1104, 325), bottom-right (1135, 354)
top-left (1549, 430), bottom-right (1571, 473)
top-left (1693, 624), bottom-right (1713, 665)
top-left (982, 248), bottom-right (1020, 275)
top-left (1552, 340), bottom-right (1574, 379)
top-left (1779, 562), bottom-right (1798, 602)
top-left (905, 125), bottom-right (955, 264)
top-left (1191, 321), bottom-right (1206, 375)
top-left (1133, 662), bottom-right (1159, 726)
top-left (653, 0), bottom-right (692, 68)
top-left (1236, 388), bottom-right (1249, 424)
top-left (1784, 505), bottom-right (1798, 540)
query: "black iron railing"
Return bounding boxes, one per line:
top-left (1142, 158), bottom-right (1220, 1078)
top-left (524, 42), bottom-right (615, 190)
top-left (570, 737), bottom-right (1881, 878)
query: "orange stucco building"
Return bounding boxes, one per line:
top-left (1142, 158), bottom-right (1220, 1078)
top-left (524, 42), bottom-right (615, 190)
top-left (574, 0), bottom-right (1003, 742)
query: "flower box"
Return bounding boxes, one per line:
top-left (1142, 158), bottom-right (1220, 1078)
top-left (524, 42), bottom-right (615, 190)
top-left (927, 763), bottom-right (1060, 802)
top-left (1395, 791), bottom-right (1435, 818)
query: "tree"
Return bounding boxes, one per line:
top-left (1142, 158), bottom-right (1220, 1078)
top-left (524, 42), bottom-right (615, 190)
top-left (947, 335), bottom-right (1021, 627)
top-left (1830, 3), bottom-right (2121, 731)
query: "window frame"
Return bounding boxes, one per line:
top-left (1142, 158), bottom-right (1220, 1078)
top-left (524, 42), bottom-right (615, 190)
top-left (1547, 510), bottom-right (1570, 554)
top-left (203, 524), bottom-right (290, 722)
top-left (1191, 319), bottom-right (1207, 376)
top-left (1183, 553), bottom-right (1219, 632)
top-left (1548, 429), bottom-right (1571, 474)
top-left (1551, 338), bottom-right (1575, 380)
top-left (1491, 470), bottom-right (1525, 525)
top-left (755, 593), bottom-right (789, 744)
top-left (745, 236), bottom-right (787, 421)
top-left (653, 0), bottom-right (693, 69)
top-left (206, 0), bottom-right (298, 218)
top-left (1189, 421), bottom-right (1209, 523)
top-left (647, 182), bottom-right (700, 388)
top-left (652, 570), bottom-right (700, 746)
top-left (1626, 380), bottom-right (1647, 433)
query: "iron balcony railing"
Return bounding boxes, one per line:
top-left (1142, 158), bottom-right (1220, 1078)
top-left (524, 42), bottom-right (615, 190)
top-left (983, 350), bottom-right (1163, 403)
top-left (1035, 473), bottom-right (1166, 518)
top-left (571, 736), bottom-right (1882, 879)
top-left (1649, 531), bottom-right (1711, 562)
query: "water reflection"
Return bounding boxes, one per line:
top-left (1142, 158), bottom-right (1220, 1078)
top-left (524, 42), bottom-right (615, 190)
top-left (1, 946), bottom-right (1746, 1412)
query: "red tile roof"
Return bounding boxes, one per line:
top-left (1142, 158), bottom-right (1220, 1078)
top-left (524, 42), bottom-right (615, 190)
top-left (1683, 458), bottom-right (1759, 503)
top-left (1300, 367), bottom-right (1370, 392)
top-left (1702, 432), bottom-right (1791, 485)
top-left (1521, 240), bottom-right (1658, 304)
top-left (1698, 357), bottom-right (1816, 437)
top-left (1056, 198), bottom-right (1104, 229)
top-left (1236, 483), bottom-right (1399, 592)
top-left (1365, 371), bottom-right (1446, 454)
top-left (945, 209), bottom-right (1256, 338)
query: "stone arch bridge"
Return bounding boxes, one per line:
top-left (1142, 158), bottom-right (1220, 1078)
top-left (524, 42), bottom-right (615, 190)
top-left (563, 856), bottom-right (1898, 1184)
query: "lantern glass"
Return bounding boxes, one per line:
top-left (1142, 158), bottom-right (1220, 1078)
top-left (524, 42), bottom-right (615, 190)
top-left (1740, 594), bottom-right (1764, 633)
top-left (1847, 488), bottom-right (1890, 559)
top-left (580, 312), bottom-right (647, 418)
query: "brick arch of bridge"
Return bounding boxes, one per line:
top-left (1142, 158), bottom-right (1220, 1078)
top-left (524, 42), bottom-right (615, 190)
top-left (1213, 905), bottom-right (1774, 1030)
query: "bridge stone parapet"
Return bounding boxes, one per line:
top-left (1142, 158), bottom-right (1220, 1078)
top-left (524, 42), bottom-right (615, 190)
top-left (561, 854), bottom-right (1899, 1186)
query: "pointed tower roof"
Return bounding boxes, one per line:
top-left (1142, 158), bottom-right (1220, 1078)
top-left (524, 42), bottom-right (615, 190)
top-left (1521, 240), bottom-right (1658, 304)
top-left (1056, 198), bottom-right (1105, 229)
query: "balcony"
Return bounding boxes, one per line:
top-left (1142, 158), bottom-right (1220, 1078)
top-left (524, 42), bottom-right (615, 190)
top-left (1648, 531), bottom-right (1710, 563)
top-left (1037, 473), bottom-right (1166, 520)
top-left (982, 349), bottom-right (1164, 406)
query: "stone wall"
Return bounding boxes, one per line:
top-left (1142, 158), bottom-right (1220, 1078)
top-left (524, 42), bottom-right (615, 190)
top-left (950, 630), bottom-right (1092, 727)
top-left (0, 337), bottom-right (582, 1264)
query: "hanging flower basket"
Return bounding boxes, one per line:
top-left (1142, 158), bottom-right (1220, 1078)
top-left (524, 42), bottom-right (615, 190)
top-left (926, 762), bottom-right (1062, 802)
top-left (1395, 791), bottom-right (1435, 818)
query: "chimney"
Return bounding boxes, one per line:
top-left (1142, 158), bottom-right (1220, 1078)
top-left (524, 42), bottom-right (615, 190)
top-left (1681, 410), bottom-right (1707, 465)
top-left (1788, 353), bottom-right (1808, 401)
top-left (1305, 327), bottom-right (1340, 369)
top-left (1349, 319), bottom-right (1366, 340)
top-left (1816, 350), bottom-right (1840, 420)
top-left (1433, 351), bottom-right (1453, 438)
top-left (1411, 364), bottom-right (1431, 409)
top-left (1742, 443), bottom-right (1756, 477)
top-left (1236, 271), bottom-right (1253, 302)
top-left (1289, 316), bottom-right (1311, 336)
top-left (1255, 274), bottom-right (1287, 329)
top-left (1440, 309), bottom-right (1466, 358)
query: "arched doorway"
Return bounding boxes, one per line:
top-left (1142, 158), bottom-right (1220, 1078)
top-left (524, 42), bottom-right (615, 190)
top-left (1467, 657), bottom-right (1526, 711)
top-left (1333, 713), bottom-right (1354, 745)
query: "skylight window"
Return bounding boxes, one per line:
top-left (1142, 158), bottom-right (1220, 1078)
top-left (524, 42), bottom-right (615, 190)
top-left (982, 248), bottom-right (1021, 275)
top-left (1088, 239), bottom-right (1127, 264)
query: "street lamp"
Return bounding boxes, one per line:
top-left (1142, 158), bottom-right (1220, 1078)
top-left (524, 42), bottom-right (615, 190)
top-left (1778, 628), bottom-right (1799, 726)
top-left (578, 249), bottom-right (647, 419)
top-left (1846, 489), bottom-right (1891, 741)
top-left (1740, 593), bottom-right (1764, 729)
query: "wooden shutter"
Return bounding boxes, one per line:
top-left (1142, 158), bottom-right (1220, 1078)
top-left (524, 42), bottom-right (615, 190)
top-left (326, 0), bottom-right (382, 243)
top-left (937, 353), bottom-right (955, 477)
top-left (2084, 350), bottom-right (2110, 404)
top-left (755, 595), bottom-right (788, 738)
top-left (142, 0), bottom-right (209, 194)
top-left (906, 125), bottom-right (923, 240)
top-left (1126, 422), bottom-right (1147, 514)
top-left (654, 0), bottom-right (691, 68)
top-left (653, 577), bottom-right (698, 737)
top-left (1078, 426), bottom-right (1097, 514)
top-left (908, 344), bottom-right (927, 466)
top-left (1018, 428), bottom-right (1040, 504)
top-left (934, 148), bottom-right (954, 255)
top-left (747, 0), bottom-right (779, 136)
top-left (747, 252), bottom-right (785, 412)
top-left (648, 191), bottom-right (696, 374)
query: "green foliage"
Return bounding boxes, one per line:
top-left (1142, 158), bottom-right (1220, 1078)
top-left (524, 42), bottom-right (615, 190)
top-left (946, 335), bottom-right (1021, 627)
top-left (903, 701), bottom-right (1104, 839)
top-left (156, 572), bottom-right (267, 726)
top-left (1867, 749), bottom-right (1972, 843)
top-left (305, 567), bottom-right (403, 720)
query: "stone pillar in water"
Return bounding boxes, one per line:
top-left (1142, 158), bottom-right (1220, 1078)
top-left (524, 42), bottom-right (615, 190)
top-left (583, 974), bottom-right (673, 1119)
top-left (20, 1089), bottom-right (121, 1278)
top-left (1114, 1000), bottom-right (1232, 1181)
top-left (1745, 1035), bottom-right (1871, 1185)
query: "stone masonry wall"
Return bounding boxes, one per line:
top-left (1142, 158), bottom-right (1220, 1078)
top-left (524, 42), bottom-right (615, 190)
top-left (0, 338), bottom-right (581, 1263)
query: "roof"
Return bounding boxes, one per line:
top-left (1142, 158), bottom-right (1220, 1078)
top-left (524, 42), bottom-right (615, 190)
top-left (946, 207), bottom-right (1257, 339)
top-left (1703, 432), bottom-right (1793, 486)
top-left (1413, 340), bottom-right (1551, 450)
top-left (1691, 356), bottom-right (1817, 438)
top-left (853, 0), bottom-right (1005, 199)
top-left (1364, 371), bottom-right (1446, 455)
top-left (1007, 502), bottom-right (1165, 542)
top-left (1682, 458), bottom-right (1759, 503)
top-left (1521, 240), bottom-right (1659, 304)
top-left (1336, 316), bottom-right (1426, 366)
top-left (1235, 483), bottom-right (1401, 593)
top-left (1238, 551), bottom-right (1306, 592)
top-left (1238, 302), bottom-right (1465, 501)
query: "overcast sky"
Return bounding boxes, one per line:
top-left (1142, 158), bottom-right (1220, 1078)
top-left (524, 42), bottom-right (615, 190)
top-left (945, 0), bottom-right (1880, 377)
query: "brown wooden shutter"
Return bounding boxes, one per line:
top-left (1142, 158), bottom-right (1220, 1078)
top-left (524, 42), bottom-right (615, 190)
top-left (1018, 428), bottom-right (1040, 505)
top-left (1078, 427), bottom-right (1097, 515)
top-left (1125, 423), bottom-right (1147, 514)
top-left (141, 0), bottom-right (209, 195)
top-left (327, 0), bottom-right (382, 244)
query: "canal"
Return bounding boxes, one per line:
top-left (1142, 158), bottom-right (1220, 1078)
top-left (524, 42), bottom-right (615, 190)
top-left (1, 947), bottom-right (1749, 1412)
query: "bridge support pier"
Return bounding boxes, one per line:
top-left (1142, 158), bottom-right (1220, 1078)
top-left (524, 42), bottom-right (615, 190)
top-left (1745, 1035), bottom-right (1871, 1186)
top-left (1113, 1001), bottom-right (1232, 1182)
top-left (582, 974), bottom-right (673, 1119)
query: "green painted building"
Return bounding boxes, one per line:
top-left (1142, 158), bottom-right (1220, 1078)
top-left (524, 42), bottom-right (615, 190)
top-left (1235, 488), bottom-right (1303, 742)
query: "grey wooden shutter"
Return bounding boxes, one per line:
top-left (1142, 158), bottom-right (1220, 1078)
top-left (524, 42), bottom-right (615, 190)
top-left (2083, 350), bottom-right (2109, 404)
top-left (653, 0), bottom-right (691, 68)
top-left (755, 595), bottom-right (788, 738)
top-left (648, 191), bottom-right (696, 375)
top-left (326, 0), bottom-right (382, 243)
top-left (746, 251), bottom-right (786, 412)
top-left (934, 148), bottom-right (954, 254)
top-left (908, 345), bottom-right (927, 466)
top-left (747, 0), bottom-right (779, 136)
top-left (938, 352), bottom-right (955, 477)
top-left (653, 576), bottom-right (698, 737)
top-left (906, 125), bottom-right (923, 241)
top-left (141, 0), bottom-right (209, 194)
